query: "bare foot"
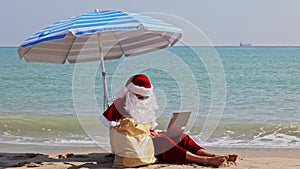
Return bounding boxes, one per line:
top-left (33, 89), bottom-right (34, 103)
top-left (227, 154), bottom-right (238, 162)
top-left (214, 153), bottom-right (238, 162)
top-left (206, 156), bottom-right (227, 168)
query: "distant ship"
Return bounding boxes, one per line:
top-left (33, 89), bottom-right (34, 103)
top-left (239, 42), bottom-right (252, 46)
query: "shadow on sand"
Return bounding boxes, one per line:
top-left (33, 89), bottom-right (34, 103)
top-left (0, 152), bottom-right (114, 168)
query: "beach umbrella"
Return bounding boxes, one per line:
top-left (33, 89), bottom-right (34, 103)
top-left (18, 9), bottom-right (182, 110)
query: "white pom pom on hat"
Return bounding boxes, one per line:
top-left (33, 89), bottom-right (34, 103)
top-left (113, 86), bottom-right (128, 99)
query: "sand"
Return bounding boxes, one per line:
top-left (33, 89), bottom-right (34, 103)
top-left (1, 149), bottom-right (300, 169)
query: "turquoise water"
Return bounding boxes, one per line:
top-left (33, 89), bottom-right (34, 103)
top-left (0, 46), bottom-right (299, 150)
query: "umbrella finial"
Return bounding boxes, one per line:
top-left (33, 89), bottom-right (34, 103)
top-left (138, 24), bottom-right (145, 29)
top-left (94, 9), bottom-right (100, 12)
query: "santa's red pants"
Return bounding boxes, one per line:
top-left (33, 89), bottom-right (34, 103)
top-left (152, 134), bottom-right (204, 164)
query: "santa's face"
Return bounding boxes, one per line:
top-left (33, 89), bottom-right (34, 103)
top-left (124, 92), bottom-right (158, 123)
top-left (133, 93), bottom-right (149, 100)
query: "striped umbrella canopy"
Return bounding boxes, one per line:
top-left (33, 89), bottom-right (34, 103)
top-left (18, 9), bottom-right (182, 109)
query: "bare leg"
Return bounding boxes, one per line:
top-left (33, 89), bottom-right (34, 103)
top-left (186, 151), bottom-right (226, 167)
top-left (195, 149), bottom-right (217, 157)
top-left (195, 149), bottom-right (238, 162)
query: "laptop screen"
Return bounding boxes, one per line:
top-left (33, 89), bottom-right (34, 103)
top-left (166, 112), bottom-right (191, 137)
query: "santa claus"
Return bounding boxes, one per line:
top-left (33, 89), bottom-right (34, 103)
top-left (100, 74), bottom-right (237, 167)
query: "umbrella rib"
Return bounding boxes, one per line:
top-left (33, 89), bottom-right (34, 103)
top-left (21, 46), bottom-right (34, 58)
top-left (65, 35), bottom-right (77, 62)
top-left (111, 31), bottom-right (125, 56)
top-left (154, 31), bottom-right (172, 45)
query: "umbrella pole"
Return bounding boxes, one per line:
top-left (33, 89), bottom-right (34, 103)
top-left (100, 59), bottom-right (109, 111)
top-left (97, 33), bottom-right (109, 111)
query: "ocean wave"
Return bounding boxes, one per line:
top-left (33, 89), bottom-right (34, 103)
top-left (1, 115), bottom-right (299, 149)
top-left (191, 122), bottom-right (300, 148)
top-left (193, 133), bottom-right (300, 148)
top-left (0, 115), bottom-right (85, 137)
top-left (0, 131), bottom-right (95, 147)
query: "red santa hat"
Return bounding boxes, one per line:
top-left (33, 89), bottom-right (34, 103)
top-left (114, 74), bottom-right (153, 99)
top-left (127, 74), bottom-right (153, 96)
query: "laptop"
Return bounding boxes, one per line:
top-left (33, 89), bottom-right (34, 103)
top-left (165, 112), bottom-right (191, 137)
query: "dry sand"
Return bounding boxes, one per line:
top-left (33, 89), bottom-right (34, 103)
top-left (1, 149), bottom-right (299, 169)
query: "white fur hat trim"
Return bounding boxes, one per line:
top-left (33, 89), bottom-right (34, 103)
top-left (127, 82), bottom-right (153, 96)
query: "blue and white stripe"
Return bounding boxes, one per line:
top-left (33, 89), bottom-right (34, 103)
top-left (18, 10), bottom-right (182, 64)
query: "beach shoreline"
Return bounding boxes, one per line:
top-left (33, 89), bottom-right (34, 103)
top-left (1, 146), bottom-right (300, 169)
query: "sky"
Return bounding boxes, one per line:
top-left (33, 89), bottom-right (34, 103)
top-left (1, 0), bottom-right (300, 46)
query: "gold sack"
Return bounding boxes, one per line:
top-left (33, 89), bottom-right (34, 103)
top-left (110, 118), bottom-right (157, 167)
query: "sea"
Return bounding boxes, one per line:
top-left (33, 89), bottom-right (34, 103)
top-left (1, 46), bottom-right (299, 152)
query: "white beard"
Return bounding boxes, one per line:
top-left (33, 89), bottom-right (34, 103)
top-left (124, 92), bottom-right (158, 129)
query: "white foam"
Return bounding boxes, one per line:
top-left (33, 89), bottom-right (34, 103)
top-left (0, 134), bottom-right (96, 147)
top-left (1, 131), bottom-right (299, 149)
top-left (193, 133), bottom-right (300, 148)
